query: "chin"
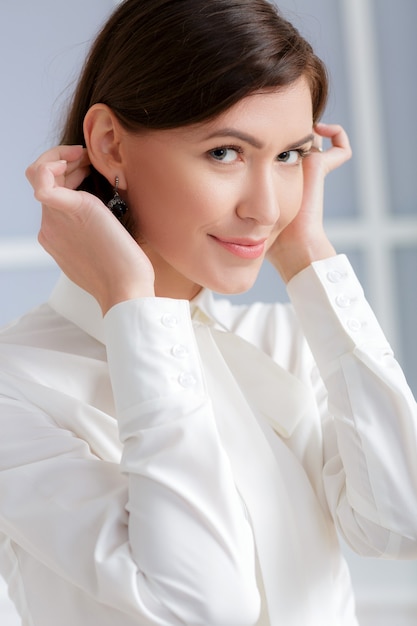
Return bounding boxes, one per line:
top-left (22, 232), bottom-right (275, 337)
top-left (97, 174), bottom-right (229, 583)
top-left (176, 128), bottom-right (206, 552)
top-left (208, 270), bottom-right (260, 296)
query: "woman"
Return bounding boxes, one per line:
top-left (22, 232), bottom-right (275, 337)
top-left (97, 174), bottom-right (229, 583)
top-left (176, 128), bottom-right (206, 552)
top-left (1, 0), bottom-right (416, 624)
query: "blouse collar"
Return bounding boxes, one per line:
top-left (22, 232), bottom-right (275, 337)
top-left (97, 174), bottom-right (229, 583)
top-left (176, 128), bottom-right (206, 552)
top-left (48, 273), bottom-right (222, 345)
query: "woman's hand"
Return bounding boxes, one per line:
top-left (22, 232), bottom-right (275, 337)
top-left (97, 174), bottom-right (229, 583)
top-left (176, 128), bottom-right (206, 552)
top-left (26, 145), bottom-right (155, 314)
top-left (267, 123), bottom-right (352, 282)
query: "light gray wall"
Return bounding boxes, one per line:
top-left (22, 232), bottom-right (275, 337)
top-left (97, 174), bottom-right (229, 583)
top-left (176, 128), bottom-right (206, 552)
top-left (0, 0), bottom-right (116, 323)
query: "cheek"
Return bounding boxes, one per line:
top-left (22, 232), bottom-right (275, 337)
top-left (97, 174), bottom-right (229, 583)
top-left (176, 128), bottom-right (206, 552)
top-left (293, 183), bottom-right (304, 216)
top-left (129, 170), bottom-right (227, 238)
top-left (279, 173), bottom-right (304, 224)
top-left (126, 177), bottom-right (204, 250)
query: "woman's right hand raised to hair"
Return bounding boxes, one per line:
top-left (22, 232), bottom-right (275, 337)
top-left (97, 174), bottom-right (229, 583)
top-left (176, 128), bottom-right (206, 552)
top-left (26, 145), bottom-right (155, 315)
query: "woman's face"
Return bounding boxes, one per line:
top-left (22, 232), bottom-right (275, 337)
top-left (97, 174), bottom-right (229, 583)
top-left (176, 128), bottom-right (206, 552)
top-left (121, 77), bottom-right (314, 299)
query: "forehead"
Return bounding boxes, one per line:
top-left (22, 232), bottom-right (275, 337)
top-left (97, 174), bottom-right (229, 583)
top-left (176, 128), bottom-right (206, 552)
top-left (181, 77), bottom-right (313, 142)
top-left (125, 78), bottom-right (313, 150)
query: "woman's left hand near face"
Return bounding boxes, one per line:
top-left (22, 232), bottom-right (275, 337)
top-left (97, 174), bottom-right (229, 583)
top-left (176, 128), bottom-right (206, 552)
top-left (267, 123), bottom-right (352, 282)
top-left (26, 145), bottom-right (156, 314)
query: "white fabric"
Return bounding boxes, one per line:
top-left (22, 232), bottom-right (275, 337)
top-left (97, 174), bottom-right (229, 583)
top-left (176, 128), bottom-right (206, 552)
top-left (0, 254), bottom-right (416, 625)
top-left (0, 575), bottom-right (20, 626)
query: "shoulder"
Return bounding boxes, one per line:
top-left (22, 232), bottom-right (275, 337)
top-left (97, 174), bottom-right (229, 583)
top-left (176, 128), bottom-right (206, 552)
top-left (0, 303), bottom-right (105, 368)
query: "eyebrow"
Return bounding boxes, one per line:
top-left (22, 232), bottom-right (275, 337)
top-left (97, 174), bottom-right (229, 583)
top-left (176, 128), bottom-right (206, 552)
top-left (203, 128), bottom-right (315, 151)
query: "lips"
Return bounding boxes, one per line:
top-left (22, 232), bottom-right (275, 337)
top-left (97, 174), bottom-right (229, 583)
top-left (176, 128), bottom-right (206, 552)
top-left (210, 235), bottom-right (267, 260)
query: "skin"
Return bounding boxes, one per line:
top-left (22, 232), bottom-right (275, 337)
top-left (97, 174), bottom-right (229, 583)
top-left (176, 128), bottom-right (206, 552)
top-left (26, 77), bottom-right (351, 314)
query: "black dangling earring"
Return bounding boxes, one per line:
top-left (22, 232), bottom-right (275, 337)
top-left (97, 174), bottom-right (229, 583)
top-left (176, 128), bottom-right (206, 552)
top-left (107, 177), bottom-right (128, 219)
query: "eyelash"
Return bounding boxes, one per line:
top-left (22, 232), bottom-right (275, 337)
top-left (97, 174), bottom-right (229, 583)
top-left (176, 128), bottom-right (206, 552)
top-left (279, 147), bottom-right (312, 163)
top-left (208, 145), bottom-right (243, 162)
top-left (208, 145), bottom-right (312, 164)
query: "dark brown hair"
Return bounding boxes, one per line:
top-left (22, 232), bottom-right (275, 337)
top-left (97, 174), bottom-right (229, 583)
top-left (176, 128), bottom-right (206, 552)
top-left (62, 0), bottom-right (328, 207)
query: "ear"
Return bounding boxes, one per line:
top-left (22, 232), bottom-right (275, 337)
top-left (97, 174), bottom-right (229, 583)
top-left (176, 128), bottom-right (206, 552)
top-left (83, 104), bottom-right (127, 189)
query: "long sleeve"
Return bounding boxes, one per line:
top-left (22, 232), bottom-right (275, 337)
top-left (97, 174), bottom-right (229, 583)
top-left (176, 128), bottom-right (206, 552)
top-left (104, 297), bottom-right (259, 622)
top-left (287, 254), bottom-right (417, 558)
top-left (0, 297), bottom-right (259, 625)
top-left (2, 255), bottom-right (415, 626)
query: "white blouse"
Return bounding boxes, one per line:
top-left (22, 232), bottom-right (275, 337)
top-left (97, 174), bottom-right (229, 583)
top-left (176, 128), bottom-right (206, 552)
top-left (0, 254), bottom-right (416, 626)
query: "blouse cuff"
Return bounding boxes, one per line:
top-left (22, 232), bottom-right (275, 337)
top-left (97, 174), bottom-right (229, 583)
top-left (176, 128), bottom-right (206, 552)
top-left (286, 254), bottom-right (393, 377)
top-left (103, 298), bottom-right (206, 415)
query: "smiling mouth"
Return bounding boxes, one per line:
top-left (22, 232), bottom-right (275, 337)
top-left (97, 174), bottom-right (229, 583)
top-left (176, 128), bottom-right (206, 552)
top-left (210, 236), bottom-right (267, 260)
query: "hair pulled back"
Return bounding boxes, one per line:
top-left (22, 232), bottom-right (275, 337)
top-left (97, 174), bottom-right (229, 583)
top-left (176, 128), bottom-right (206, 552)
top-left (62, 0), bottom-right (328, 203)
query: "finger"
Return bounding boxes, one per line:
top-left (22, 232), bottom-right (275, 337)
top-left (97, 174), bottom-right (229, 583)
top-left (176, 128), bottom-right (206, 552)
top-left (57, 148), bottom-right (91, 190)
top-left (64, 165), bottom-right (91, 191)
top-left (311, 133), bottom-right (323, 153)
top-left (314, 123), bottom-right (351, 150)
top-left (28, 155), bottom-right (90, 198)
top-left (26, 145), bottom-right (88, 184)
top-left (39, 144), bottom-right (86, 165)
top-left (31, 161), bottom-right (84, 213)
top-left (63, 147), bottom-right (91, 174)
top-left (313, 122), bottom-right (352, 171)
top-left (31, 159), bottom-right (68, 194)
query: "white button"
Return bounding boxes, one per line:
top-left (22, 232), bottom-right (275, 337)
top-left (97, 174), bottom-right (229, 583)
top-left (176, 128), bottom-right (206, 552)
top-left (335, 294), bottom-right (351, 308)
top-left (161, 313), bottom-right (178, 328)
top-left (347, 318), bottom-right (362, 332)
top-left (178, 372), bottom-right (197, 388)
top-left (327, 270), bottom-right (344, 283)
top-left (171, 344), bottom-right (189, 358)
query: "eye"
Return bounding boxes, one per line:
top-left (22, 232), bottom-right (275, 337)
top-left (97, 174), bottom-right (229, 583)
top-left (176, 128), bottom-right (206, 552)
top-left (209, 146), bottom-right (241, 163)
top-left (276, 149), bottom-right (309, 165)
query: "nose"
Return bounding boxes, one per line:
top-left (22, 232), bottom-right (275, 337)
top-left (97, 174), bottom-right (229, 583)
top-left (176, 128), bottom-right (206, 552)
top-left (236, 170), bottom-right (280, 226)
